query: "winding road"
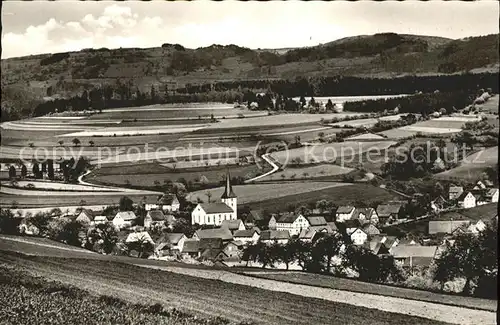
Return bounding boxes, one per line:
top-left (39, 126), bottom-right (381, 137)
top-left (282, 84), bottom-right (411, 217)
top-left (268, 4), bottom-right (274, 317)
top-left (244, 154), bottom-right (280, 183)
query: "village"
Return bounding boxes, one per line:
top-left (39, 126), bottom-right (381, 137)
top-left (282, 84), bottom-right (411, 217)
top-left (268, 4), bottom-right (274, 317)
top-left (9, 169), bottom-right (497, 274)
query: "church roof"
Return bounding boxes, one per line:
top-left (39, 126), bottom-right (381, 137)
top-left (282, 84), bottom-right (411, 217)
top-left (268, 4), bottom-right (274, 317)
top-left (221, 171), bottom-right (237, 199)
top-left (200, 202), bottom-right (234, 214)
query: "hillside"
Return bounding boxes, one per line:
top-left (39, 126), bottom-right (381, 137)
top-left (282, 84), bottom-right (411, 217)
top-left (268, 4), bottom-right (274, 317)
top-left (1, 33), bottom-right (498, 120)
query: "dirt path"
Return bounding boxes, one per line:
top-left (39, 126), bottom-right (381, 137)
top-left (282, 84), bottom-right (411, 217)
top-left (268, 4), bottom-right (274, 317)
top-left (139, 265), bottom-right (496, 325)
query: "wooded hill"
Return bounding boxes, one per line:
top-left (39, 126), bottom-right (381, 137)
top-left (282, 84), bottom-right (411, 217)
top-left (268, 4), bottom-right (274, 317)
top-left (1, 33), bottom-right (498, 120)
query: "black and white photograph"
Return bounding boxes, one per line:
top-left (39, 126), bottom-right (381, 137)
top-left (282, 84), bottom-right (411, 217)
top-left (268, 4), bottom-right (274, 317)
top-left (0, 1), bottom-right (498, 324)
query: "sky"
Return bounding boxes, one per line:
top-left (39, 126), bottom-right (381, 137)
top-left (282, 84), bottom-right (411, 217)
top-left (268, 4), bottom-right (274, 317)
top-left (1, 1), bottom-right (499, 59)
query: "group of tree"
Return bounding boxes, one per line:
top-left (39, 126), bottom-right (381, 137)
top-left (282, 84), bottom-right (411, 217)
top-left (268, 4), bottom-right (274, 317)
top-left (433, 220), bottom-right (497, 298)
top-left (242, 234), bottom-right (404, 284)
top-left (20, 72), bottom-right (498, 121)
top-left (59, 157), bottom-right (91, 183)
top-left (381, 141), bottom-right (450, 180)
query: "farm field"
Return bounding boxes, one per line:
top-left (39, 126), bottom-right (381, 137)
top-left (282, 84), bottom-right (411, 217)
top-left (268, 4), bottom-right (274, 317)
top-left (204, 113), bottom-right (364, 130)
top-left (0, 193), bottom-right (159, 208)
top-left (0, 250), bottom-right (465, 325)
top-left (435, 146), bottom-right (498, 181)
top-left (3, 180), bottom-right (120, 192)
top-left (187, 182), bottom-right (350, 204)
top-left (0, 266), bottom-right (226, 325)
top-left (346, 133), bottom-right (387, 140)
top-left (89, 164), bottom-right (268, 188)
top-left (378, 128), bottom-right (420, 139)
top-left (246, 183), bottom-right (401, 212)
top-left (329, 115), bottom-right (403, 128)
top-left (255, 164), bottom-right (354, 182)
top-left (436, 203), bottom-right (498, 221)
top-left (271, 141), bottom-right (396, 165)
top-left (246, 271), bottom-right (497, 312)
top-left (379, 116), bottom-right (477, 139)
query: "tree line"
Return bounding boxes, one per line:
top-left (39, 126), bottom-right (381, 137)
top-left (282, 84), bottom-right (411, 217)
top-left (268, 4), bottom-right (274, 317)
top-left (3, 72), bottom-right (496, 122)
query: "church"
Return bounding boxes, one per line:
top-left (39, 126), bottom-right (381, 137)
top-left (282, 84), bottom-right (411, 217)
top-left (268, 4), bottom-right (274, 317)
top-left (191, 172), bottom-right (238, 226)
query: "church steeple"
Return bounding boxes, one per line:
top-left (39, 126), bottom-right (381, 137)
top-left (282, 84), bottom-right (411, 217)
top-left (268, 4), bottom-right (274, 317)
top-left (221, 170), bottom-right (237, 199)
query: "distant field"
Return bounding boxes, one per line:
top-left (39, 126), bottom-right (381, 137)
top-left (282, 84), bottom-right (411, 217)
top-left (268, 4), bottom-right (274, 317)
top-left (378, 128), bottom-right (419, 139)
top-left (437, 203), bottom-right (497, 221)
top-left (346, 133), bottom-right (386, 140)
top-left (90, 163), bottom-right (267, 188)
top-left (255, 164), bottom-right (354, 182)
top-left (436, 146), bottom-right (498, 180)
top-left (5, 180), bottom-right (119, 192)
top-left (246, 183), bottom-right (400, 212)
top-left (247, 272), bottom-right (496, 312)
top-left (271, 141), bottom-right (396, 165)
top-left (187, 182), bottom-right (349, 204)
top-left (204, 113), bottom-right (363, 130)
top-left (0, 193), bottom-right (159, 208)
top-left (90, 106), bottom-right (258, 120)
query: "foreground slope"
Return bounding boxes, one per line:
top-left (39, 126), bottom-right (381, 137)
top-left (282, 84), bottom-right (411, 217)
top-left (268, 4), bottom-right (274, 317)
top-left (0, 236), bottom-right (496, 325)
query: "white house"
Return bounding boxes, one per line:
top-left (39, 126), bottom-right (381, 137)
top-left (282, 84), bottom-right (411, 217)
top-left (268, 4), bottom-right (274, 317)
top-left (457, 192), bottom-right (476, 209)
top-left (191, 172), bottom-right (237, 225)
top-left (233, 229), bottom-right (260, 245)
top-left (485, 188), bottom-right (499, 203)
top-left (473, 180), bottom-right (487, 190)
top-left (93, 216), bottom-right (108, 225)
top-left (75, 209), bottom-right (95, 225)
top-left (144, 194), bottom-right (180, 212)
top-left (125, 231), bottom-right (154, 244)
top-left (113, 211), bottom-right (137, 230)
top-left (335, 206), bottom-right (356, 222)
top-left (348, 228), bottom-right (368, 245)
top-left (271, 213), bottom-right (310, 237)
top-left (155, 233), bottom-right (187, 256)
top-left (467, 220), bottom-right (487, 234)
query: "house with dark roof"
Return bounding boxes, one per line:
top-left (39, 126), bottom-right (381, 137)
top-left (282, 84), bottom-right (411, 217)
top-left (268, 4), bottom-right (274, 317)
top-left (191, 171), bottom-right (237, 226)
top-left (448, 186), bottom-right (464, 200)
top-left (155, 233), bottom-right (187, 256)
top-left (75, 209), bottom-right (96, 225)
top-left (158, 194), bottom-right (180, 212)
top-left (352, 208), bottom-right (379, 225)
top-left (348, 228), bottom-right (368, 245)
top-left (363, 237), bottom-right (391, 255)
top-left (362, 223), bottom-right (381, 236)
top-left (428, 220), bottom-right (471, 235)
top-left (335, 206), bottom-right (356, 222)
top-left (392, 245), bottom-right (438, 268)
top-left (271, 213), bottom-right (310, 236)
top-left (306, 216), bottom-right (328, 227)
top-left (298, 226), bottom-right (335, 243)
top-left (243, 210), bottom-right (264, 228)
top-left (193, 228), bottom-right (234, 242)
top-left (259, 230), bottom-right (290, 245)
top-left (484, 188), bottom-right (499, 203)
top-left (220, 219), bottom-right (245, 233)
top-left (233, 229), bottom-right (260, 245)
top-left (144, 194), bottom-right (180, 212)
top-left (144, 210), bottom-right (167, 229)
top-left (182, 239), bottom-right (201, 258)
top-left (376, 203), bottom-right (404, 224)
top-left (431, 196), bottom-right (449, 212)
